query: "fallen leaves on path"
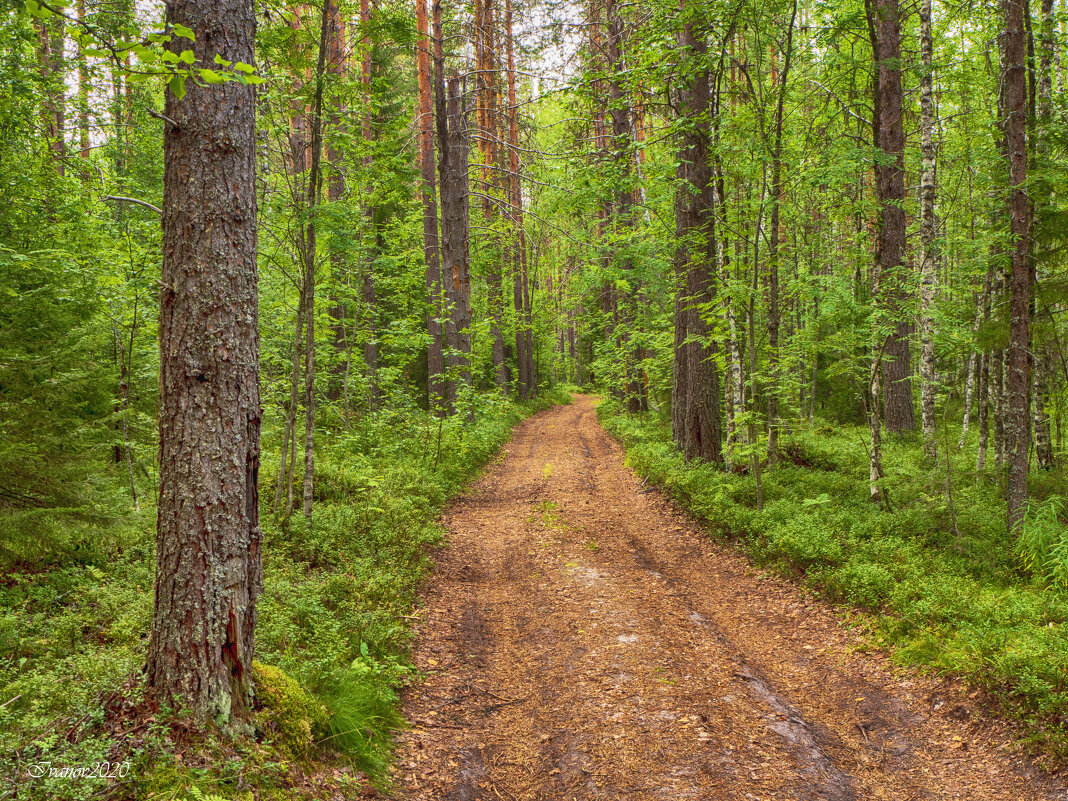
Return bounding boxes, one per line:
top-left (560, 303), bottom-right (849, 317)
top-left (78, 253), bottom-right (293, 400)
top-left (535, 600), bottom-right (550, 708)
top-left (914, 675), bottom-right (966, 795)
top-left (392, 396), bottom-right (1065, 800)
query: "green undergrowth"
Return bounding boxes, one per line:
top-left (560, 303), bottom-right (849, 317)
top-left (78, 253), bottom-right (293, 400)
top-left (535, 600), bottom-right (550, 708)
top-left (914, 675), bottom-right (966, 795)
top-left (598, 399), bottom-right (1068, 757)
top-left (0, 388), bottom-right (572, 800)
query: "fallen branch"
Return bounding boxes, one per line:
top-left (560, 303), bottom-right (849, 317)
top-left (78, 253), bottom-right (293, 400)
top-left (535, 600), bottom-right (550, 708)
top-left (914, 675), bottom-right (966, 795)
top-left (102, 195), bottom-right (162, 215)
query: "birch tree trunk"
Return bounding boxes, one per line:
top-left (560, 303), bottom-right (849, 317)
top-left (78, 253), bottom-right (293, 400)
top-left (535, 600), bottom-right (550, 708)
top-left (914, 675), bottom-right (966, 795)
top-left (918, 0), bottom-right (939, 460)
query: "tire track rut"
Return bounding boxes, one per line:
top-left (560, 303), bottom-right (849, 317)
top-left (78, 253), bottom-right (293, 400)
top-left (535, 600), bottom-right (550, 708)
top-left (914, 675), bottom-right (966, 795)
top-left (393, 396), bottom-right (1064, 800)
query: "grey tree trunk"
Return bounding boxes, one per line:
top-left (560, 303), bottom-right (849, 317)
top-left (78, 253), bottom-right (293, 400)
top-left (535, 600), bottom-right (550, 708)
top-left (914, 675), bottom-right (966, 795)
top-left (918, 0), bottom-right (939, 460)
top-left (765, 0), bottom-right (798, 466)
top-left (301, 6), bottom-right (331, 519)
top-left (148, 0), bottom-right (261, 725)
top-left (1001, 0), bottom-right (1032, 532)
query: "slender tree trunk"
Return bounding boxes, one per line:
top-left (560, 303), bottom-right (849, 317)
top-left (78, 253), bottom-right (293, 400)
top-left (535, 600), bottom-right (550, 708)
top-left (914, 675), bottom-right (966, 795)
top-left (475, 0), bottom-right (508, 392)
top-left (1034, 347), bottom-right (1054, 468)
top-left (961, 266), bottom-right (992, 449)
top-left (358, 0), bottom-right (379, 407)
top-left (918, 0), bottom-right (939, 460)
top-left (993, 340), bottom-right (1007, 464)
top-left (276, 289), bottom-right (305, 514)
top-left (417, 0), bottom-right (445, 413)
top-left (505, 0), bottom-right (531, 400)
top-left (1032, 0), bottom-right (1054, 470)
top-left (604, 0), bottom-right (644, 413)
top-left (1002, 0), bottom-right (1032, 532)
top-left (325, 0), bottom-right (349, 407)
top-left (300, 3), bottom-right (332, 518)
top-left (36, 16), bottom-right (66, 175)
top-left (765, 0), bottom-right (798, 466)
top-left (959, 346), bottom-right (978, 447)
top-left (148, 0), bottom-right (261, 724)
top-left (110, 315), bottom-right (139, 510)
top-left (977, 349), bottom-right (990, 469)
top-left (76, 0), bottom-right (90, 161)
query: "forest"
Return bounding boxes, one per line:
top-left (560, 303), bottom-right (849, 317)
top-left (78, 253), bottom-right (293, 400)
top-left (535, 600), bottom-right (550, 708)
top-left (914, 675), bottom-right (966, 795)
top-left (1, 0), bottom-right (1067, 795)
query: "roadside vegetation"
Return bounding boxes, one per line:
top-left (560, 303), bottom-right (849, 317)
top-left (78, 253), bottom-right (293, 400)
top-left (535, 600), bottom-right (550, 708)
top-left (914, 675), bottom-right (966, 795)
top-left (599, 399), bottom-right (1068, 757)
top-left (0, 389), bottom-right (571, 801)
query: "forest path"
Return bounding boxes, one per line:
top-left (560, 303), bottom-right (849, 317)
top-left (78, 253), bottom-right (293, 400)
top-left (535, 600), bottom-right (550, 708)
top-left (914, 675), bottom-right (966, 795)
top-left (391, 395), bottom-right (1063, 800)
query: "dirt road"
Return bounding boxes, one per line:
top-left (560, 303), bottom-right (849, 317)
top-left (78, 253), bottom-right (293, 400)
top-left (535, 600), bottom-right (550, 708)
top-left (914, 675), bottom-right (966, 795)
top-left (393, 395), bottom-right (1064, 800)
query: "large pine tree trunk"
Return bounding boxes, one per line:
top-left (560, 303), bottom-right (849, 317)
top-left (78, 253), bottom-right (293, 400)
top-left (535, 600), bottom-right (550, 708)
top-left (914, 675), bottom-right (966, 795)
top-left (417, 0), bottom-right (445, 413)
top-left (868, 0), bottom-right (914, 437)
top-left (436, 58), bottom-right (472, 407)
top-left (148, 0), bottom-right (261, 724)
top-left (1002, 0), bottom-right (1031, 531)
top-left (672, 1), bottom-right (723, 465)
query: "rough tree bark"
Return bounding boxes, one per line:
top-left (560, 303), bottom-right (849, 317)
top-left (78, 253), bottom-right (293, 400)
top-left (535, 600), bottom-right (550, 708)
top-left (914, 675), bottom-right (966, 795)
top-left (1001, 0), bottom-right (1032, 532)
top-left (505, 0), bottom-right (533, 400)
top-left (475, 0), bottom-right (508, 392)
top-left (604, 0), bottom-right (645, 413)
top-left (671, 0), bottom-right (724, 465)
top-left (36, 15), bottom-right (66, 175)
top-left (435, 31), bottom-right (472, 409)
top-left (417, 0), bottom-right (446, 413)
top-left (148, 0), bottom-right (262, 724)
top-left (868, 0), bottom-right (915, 436)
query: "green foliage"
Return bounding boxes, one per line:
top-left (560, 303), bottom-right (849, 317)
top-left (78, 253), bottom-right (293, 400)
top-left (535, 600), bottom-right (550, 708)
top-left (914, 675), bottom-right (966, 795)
top-left (252, 661), bottom-right (328, 760)
top-left (1017, 496), bottom-right (1068, 589)
top-left (600, 401), bottom-right (1068, 753)
top-left (0, 392), bottom-right (559, 799)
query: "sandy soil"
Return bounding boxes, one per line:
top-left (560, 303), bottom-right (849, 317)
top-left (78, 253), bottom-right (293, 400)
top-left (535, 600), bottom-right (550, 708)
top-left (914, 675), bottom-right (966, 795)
top-left (391, 395), bottom-right (1066, 800)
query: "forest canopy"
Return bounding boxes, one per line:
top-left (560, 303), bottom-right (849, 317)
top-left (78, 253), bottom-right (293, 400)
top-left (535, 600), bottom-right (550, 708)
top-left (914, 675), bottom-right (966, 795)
top-left (2, 0), bottom-right (1068, 795)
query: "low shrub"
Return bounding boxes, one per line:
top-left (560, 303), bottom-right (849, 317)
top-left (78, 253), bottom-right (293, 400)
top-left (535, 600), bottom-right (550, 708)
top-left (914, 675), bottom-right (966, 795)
top-left (0, 390), bottom-right (569, 799)
top-left (598, 401), bottom-right (1068, 755)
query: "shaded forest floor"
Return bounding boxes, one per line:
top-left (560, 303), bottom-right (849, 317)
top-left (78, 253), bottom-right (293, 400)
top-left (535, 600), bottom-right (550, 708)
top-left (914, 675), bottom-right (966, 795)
top-left (393, 395), bottom-right (1066, 800)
